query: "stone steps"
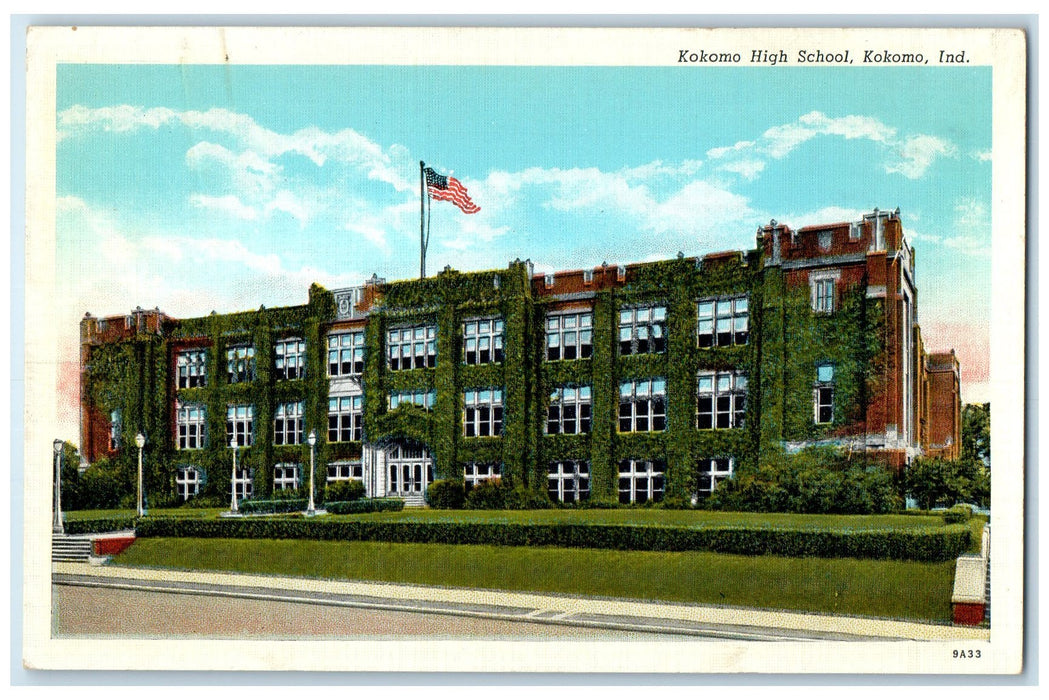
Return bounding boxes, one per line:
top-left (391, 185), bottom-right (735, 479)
top-left (52, 535), bottom-right (93, 563)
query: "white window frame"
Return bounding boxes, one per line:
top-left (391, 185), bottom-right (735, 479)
top-left (386, 443), bottom-right (434, 495)
top-left (328, 394), bottom-right (363, 442)
top-left (108, 409), bottom-right (121, 451)
top-left (176, 348), bottom-right (207, 388)
top-left (464, 388), bottom-right (504, 437)
top-left (548, 460), bottom-right (590, 503)
top-left (545, 310), bottom-right (593, 361)
top-left (546, 384), bottom-right (592, 435)
top-left (464, 462), bottom-right (503, 488)
top-left (387, 324), bottom-right (437, 371)
top-left (327, 460), bottom-right (364, 483)
top-left (176, 402), bottom-right (207, 450)
top-left (463, 317), bottom-right (505, 365)
top-left (696, 457), bottom-right (734, 498)
top-left (274, 337), bottom-right (306, 381)
top-left (618, 459), bottom-right (665, 504)
top-left (697, 295), bottom-right (749, 347)
top-left (618, 378), bottom-right (667, 433)
top-left (273, 463), bottom-right (301, 491)
top-left (226, 404), bottom-right (254, 447)
top-left (233, 468), bottom-right (254, 500)
top-left (273, 401), bottom-right (304, 445)
top-left (389, 389), bottom-right (435, 411)
top-left (810, 269), bottom-right (841, 314)
top-left (696, 371), bottom-right (747, 430)
top-left (226, 344), bottom-right (256, 384)
top-left (175, 466), bottom-right (202, 501)
top-left (814, 363), bottom-right (835, 424)
top-left (619, 304), bottom-right (667, 356)
top-left (327, 331), bottom-right (365, 377)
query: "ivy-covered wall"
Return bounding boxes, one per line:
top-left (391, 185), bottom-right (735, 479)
top-left (82, 248), bottom-right (887, 506)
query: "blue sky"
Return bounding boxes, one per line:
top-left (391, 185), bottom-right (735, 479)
top-left (54, 64), bottom-right (993, 426)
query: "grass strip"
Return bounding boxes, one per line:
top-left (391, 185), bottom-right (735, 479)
top-left (113, 537), bottom-right (956, 622)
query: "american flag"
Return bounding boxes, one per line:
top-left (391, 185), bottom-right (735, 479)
top-left (424, 167), bottom-right (480, 214)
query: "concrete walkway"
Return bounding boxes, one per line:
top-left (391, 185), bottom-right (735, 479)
top-left (53, 561), bottom-right (989, 642)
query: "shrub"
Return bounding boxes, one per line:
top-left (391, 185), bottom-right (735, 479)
top-left (65, 517), bottom-right (137, 535)
top-left (504, 487), bottom-right (553, 510)
top-left (707, 447), bottom-right (903, 515)
top-left (238, 498), bottom-right (308, 514)
top-left (943, 505), bottom-right (973, 524)
top-left (66, 458), bottom-right (133, 511)
top-left (325, 479), bottom-right (366, 503)
top-left (133, 517), bottom-right (971, 562)
top-left (659, 495), bottom-right (692, 510)
top-left (426, 479), bottom-right (466, 509)
top-left (183, 494), bottom-right (225, 509)
top-left (465, 479), bottom-right (510, 509)
top-left (325, 498), bottom-right (406, 515)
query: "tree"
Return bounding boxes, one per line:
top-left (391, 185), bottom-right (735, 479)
top-left (905, 457), bottom-right (988, 510)
top-left (962, 402), bottom-right (990, 467)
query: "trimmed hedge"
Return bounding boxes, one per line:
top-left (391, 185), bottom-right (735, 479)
top-left (239, 499), bottom-right (308, 514)
top-left (64, 517), bottom-right (137, 534)
top-left (132, 518), bottom-right (970, 562)
top-left (324, 498), bottom-right (406, 515)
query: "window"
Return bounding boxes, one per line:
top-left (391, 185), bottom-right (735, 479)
top-left (464, 388), bottom-right (504, 437)
top-left (698, 296), bottom-right (749, 347)
top-left (618, 459), bottom-right (665, 504)
top-left (327, 461), bottom-right (363, 483)
top-left (233, 468), bottom-right (254, 500)
top-left (387, 443), bottom-right (433, 495)
top-left (273, 401), bottom-right (304, 445)
top-left (546, 311), bottom-right (593, 361)
top-left (226, 404), bottom-right (254, 447)
top-left (464, 462), bottom-right (503, 488)
top-left (697, 371), bottom-right (747, 429)
top-left (226, 345), bottom-right (256, 383)
top-left (108, 409), bottom-right (121, 451)
top-left (814, 279), bottom-right (835, 313)
top-left (815, 363), bottom-right (835, 424)
top-left (176, 402), bottom-right (206, 449)
top-left (389, 389), bottom-right (435, 411)
top-left (175, 466), bottom-right (201, 501)
top-left (328, 395), bottom-right (363, 442)
top-left (275, 338), bottom-right (306, 380)
top-left (548, 461), bottom-right (590, 503)
top-left (176, 349), bottom-right (207, 388)
top-left (388, 325), bottom-right (437, 370)
top-left (463, 318), bottom-right (504, 365)
top-left (696, 457), bottom-right (734, 497)
top-left (273, 463), bottom-right (300, 491)
top-left (810, 270), bottom-right (841, 314)
top-left (546, 385), bottom-right (592, 435)
top-left (618, 378), bottom-right (667, 432)
top-left (619, 305), bottom-right (667, 355)
top-left (328, 331), bottom-right (365, 377)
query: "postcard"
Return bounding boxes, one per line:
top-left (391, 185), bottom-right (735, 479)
top-left (22, 25), bottom-right (1026, 674)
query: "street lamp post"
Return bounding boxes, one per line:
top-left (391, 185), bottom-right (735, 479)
top-left (306, 430), bottom-right (317, 516)
top-left (230, 438), bottom-right (239, 514)
top-left (52, 439), bottom-right (64, 535)
top-left (135, 433), bottom-right (146, 517)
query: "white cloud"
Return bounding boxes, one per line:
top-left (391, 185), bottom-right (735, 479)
top-left (189, 194), bottom-right (258, 221)
top-left (973, 149), bottom-right (992, 162)
top-left (707, 110), bottom-right (955, 181)
top-left (886, 134), bottom-right (957, 179)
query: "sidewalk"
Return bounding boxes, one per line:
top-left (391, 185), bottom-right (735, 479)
top-left (53, 561), bottom-right (989, 642)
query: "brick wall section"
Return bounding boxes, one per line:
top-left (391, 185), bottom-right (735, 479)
top-left (925, 350), bottom-right (962, 460)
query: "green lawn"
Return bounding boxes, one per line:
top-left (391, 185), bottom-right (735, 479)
top-left (113, 537), bottom-right (957, 622)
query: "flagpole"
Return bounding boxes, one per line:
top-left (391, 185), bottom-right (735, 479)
top-left (419, 160), bottom-right (426, 279)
